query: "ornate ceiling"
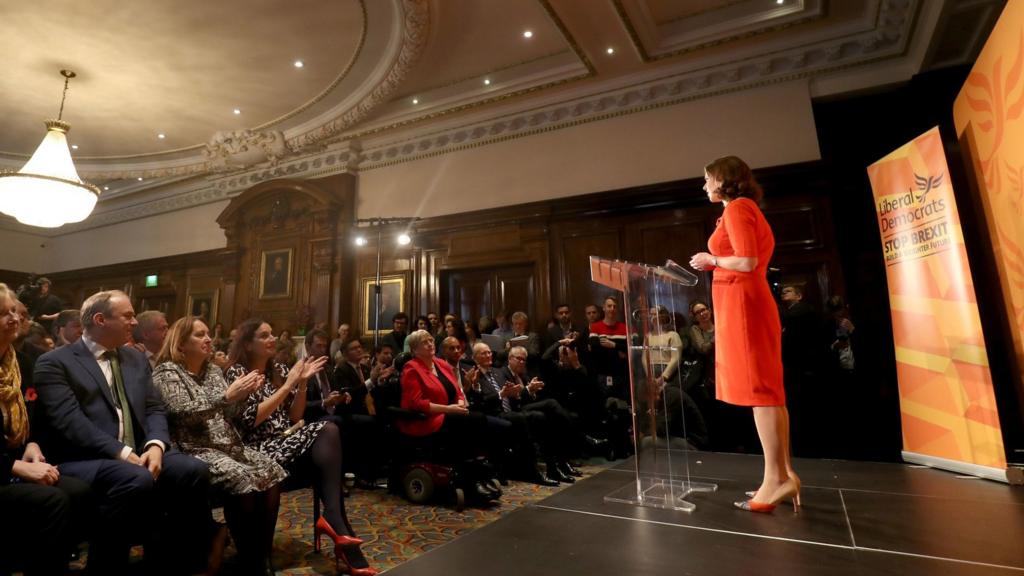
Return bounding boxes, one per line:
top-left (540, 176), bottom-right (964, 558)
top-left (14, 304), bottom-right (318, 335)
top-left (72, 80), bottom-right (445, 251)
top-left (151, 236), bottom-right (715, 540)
top-left (0, 0), bottom-right (1006, 233)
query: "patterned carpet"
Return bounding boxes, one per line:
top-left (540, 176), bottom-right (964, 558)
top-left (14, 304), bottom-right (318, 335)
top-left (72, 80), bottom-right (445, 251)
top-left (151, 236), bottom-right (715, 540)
top-left (64, 463), bottom-right (607, 575)
top-left (242, 465), bottom-right (606, 575)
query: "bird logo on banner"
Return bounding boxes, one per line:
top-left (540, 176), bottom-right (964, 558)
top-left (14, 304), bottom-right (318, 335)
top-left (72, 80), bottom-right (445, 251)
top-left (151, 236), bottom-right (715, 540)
top-left (913, 172), bottom-right (943, 203)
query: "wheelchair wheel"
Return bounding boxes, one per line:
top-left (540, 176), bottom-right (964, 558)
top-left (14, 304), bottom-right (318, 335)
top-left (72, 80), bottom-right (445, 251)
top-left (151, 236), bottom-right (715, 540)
top-left (404, 468), bottom-right (435, 504)
top-left (454, 488), bottom-right (466, 512)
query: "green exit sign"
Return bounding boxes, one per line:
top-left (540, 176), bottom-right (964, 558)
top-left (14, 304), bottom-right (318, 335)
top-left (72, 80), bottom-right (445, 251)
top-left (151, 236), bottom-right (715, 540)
top-left (145, 275), bottom-right (158, 287)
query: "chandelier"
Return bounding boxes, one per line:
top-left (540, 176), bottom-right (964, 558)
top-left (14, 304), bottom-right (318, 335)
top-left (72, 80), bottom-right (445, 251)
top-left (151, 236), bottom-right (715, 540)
top-left (0, 70), bottom-right (100, 228)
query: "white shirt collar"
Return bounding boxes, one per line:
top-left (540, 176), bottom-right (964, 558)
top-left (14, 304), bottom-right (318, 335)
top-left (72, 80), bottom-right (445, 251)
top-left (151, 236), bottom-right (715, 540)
top-left (81, 333), bottom-right (111, 361)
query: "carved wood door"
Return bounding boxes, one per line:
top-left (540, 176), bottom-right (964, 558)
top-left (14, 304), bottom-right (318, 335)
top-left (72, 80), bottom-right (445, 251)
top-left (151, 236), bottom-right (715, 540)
top-left (443, 264), bottom-right (536, 326)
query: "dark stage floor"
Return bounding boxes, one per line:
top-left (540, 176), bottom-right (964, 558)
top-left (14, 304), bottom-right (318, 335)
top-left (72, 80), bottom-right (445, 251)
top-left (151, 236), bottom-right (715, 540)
top-left (383, 451), bottom-right (1024, 575)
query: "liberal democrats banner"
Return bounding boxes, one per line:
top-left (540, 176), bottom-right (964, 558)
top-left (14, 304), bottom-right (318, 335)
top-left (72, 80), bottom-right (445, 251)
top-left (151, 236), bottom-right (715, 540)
top-left (867, 127), bottom-right (1007, 476)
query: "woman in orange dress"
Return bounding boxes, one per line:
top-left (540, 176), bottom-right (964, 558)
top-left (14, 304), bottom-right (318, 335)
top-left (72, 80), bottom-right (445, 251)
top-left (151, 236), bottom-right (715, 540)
top-left (689, 156), bottom-right (800, 513)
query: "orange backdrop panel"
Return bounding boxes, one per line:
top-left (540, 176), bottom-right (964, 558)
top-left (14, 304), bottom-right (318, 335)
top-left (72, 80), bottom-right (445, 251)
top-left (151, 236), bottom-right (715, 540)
top-left (867, 127), bottom-right (1006, 469)
top-left (953, 1), bottom-right (1024, 434)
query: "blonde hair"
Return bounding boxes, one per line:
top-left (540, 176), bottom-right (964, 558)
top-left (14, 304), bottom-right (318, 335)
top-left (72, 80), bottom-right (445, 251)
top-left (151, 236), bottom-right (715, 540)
top-left (155, 316), bottom-right (208, 369)
top-left (405, 329), bottom-right (433, 353)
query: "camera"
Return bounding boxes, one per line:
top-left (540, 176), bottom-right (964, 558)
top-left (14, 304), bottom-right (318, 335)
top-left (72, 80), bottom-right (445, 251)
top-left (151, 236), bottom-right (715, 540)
top-left (15, 274), bottom-right (43, 308)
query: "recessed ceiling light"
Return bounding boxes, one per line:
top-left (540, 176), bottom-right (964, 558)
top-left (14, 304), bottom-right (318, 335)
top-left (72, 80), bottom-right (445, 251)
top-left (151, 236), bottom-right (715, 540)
top-left (776, 0), bottom-right (784, 4)
top-left (523, 30), bottom-right (533, 38)
top-left (137, 177), bottom-right (144, 181)
top-left (412, 98), bottom-right (419, 104)
top-left (158, 133), bottom-right (165, 139)
top-left (606, 47), bottom-right (615, 55)
top-left (71, 144), bottom-right (78, 150)
top-left (294, 60), bottom-right (304, 68)
top-left (103, 186), bottom-right (109, 191)
top-left (233, 108), bottom-right (241, 115)
top-left (484, 78), bottom-right (491, 85)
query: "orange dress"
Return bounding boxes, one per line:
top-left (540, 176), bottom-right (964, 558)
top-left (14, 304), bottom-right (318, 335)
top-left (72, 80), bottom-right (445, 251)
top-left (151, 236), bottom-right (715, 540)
top-left (708, 197), bottom-right (785, 406)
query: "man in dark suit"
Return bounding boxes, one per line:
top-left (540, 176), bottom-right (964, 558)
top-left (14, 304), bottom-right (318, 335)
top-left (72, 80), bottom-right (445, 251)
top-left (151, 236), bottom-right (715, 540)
top-left (333, 338), bottom-right (380, 485)
top-left (465, 343), bottom-right (570, 486)
top-left (303, 329), bottom-right (349, 424)
top-left (34, 290), bottom-right (215, 574)
top-left (500, 345), bottom-right (581, 483)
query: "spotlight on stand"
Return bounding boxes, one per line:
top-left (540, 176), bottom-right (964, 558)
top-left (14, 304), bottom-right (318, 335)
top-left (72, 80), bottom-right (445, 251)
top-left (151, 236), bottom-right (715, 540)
top-left (353, 217), bottom-right (420, 349)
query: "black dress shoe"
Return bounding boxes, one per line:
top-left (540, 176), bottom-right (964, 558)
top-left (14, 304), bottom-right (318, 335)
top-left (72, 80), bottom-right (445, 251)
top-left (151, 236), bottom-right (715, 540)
top-left (529, 469), bottom-right (560, 487)
top-left (474, 481), bottom-right (502, 501)
top-left (546, 465), bottom-right (574, 484)
top-left (558, 461), bottom-right (583, 478)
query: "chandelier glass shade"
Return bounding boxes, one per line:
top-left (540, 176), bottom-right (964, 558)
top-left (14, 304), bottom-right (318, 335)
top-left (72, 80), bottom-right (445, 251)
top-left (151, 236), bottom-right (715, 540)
top-left (0, 71), bottom-right (100, 228)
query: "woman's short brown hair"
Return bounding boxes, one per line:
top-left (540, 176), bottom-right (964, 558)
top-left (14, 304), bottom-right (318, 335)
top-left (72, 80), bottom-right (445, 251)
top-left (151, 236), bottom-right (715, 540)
top-left (705, 156), bottom-right (763, 203)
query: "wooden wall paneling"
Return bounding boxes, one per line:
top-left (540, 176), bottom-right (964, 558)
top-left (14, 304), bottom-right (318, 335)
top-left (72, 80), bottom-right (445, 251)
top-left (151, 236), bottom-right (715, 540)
top-left (630, 216), bottom-right (714, 315)
top-left (444, 268), bottom-right (494, 322)
top-left (217, 174), bottom-right (354, 334)
top-left (554, 228), bottom-right (623, 321)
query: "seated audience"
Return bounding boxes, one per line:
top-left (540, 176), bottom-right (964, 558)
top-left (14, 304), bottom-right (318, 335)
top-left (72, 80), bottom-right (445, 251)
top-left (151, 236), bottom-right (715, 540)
top-left (34, 290), bottom-right (216, 574)
top-left (497, 311), bottom-right (541, 370)
top-left (501, 346), bottom-right (582, 483)
top-left (427, 312), bottom-right (442, 337)
top-left (464, 342), bottom-right (562, 486)
top-left (399, 330), bottom-right (498, 498)
top-left (414, 315), bottom-right (430, 333)
top-left (491, 310), bottom-right (513, 338)
top-left (436, 315), bottom-right (468, 353)
top-left (477, 315), bottom-right (496, 337)
top-left (274, 337), bottom-right (298, 368)
top-left (644, 306), bottom-right (707, 448)
top-left (225, 319), bottom-right (375, 575)
top-left (133, 310), bottom-right (168, 368)
top-left (335, 338), bottom-right (382, 485)
top-left (541, 335), bottom-right (607, 447)
top-left (329, 323), bottom-right (351, 366)
top-left (368, 342), bottom-right (397, 388)
top-left (303, 329), bottom-right (349, 425)
top-left (380, 313), bottom-right (409, 354)
top-left (211, 321), bottom-right (229, 353)
top-left (54, 309), bottom-right (83, 348)
top-left (688, 300), bottom-right (715, 390)
top-left (152, 316), bottom-right (285, 574)
top-left (0, 284), bottom-right (91, 576)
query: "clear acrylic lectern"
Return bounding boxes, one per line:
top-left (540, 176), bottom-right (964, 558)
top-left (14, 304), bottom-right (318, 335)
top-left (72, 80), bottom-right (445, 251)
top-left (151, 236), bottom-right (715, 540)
top-left (590, 256), bottom-right (717, 512)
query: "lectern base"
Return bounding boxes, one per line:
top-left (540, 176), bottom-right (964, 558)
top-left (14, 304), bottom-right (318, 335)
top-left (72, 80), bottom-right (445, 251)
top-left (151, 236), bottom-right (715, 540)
top-left (604, 476), bottom-right (718, 513)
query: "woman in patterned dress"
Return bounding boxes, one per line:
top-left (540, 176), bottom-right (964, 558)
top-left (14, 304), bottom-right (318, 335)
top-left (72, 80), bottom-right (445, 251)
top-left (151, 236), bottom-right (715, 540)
top-left (153, 316), bottom-right (287, 574)
top-left (689, 156), bottom-right (800, 513)
top-left (226, 318), bottom-right (376, 576)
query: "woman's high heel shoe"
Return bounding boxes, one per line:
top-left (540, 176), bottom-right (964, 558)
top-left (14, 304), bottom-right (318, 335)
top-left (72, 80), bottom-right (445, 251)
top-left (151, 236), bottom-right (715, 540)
top-left (736, 478), bottom-right (800, 513)
top-left (314, 516), bottom-right (363, 551)
top-left (745, 476), bottom-right (802, 507)
top-left (336, 547), bottom-right (379, 576)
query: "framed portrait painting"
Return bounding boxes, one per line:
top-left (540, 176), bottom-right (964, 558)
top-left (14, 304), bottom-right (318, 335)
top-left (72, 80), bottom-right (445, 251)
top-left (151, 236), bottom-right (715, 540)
top-left (259, 248), bottom-right (293, 299)
top-left (186, 290), bottom-right (219, 324)
top-left (362, 275), bottom-right (406, 335)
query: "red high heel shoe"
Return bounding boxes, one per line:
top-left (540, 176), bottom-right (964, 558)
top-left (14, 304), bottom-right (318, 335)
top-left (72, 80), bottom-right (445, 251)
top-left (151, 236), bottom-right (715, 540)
top-left (735, 479), bottom-right (800, 513)
top-left (314, 516), bottom-right (363, 551)
top-left (336, 547), bottom-right (379, 576)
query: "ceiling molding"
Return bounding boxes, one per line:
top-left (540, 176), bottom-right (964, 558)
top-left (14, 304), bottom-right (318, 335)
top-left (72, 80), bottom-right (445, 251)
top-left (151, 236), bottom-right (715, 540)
top-left (0, 0), bottom-right (931, 237)
top-left (614, 0), bottom-right (827, 63)
top-left (21, 0), bottom-right (428, 183)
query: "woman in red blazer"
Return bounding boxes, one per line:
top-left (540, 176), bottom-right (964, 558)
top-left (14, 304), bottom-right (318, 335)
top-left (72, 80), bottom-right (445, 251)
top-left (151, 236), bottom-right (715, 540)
top-left (399, 330), bottom-right (469, 437)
